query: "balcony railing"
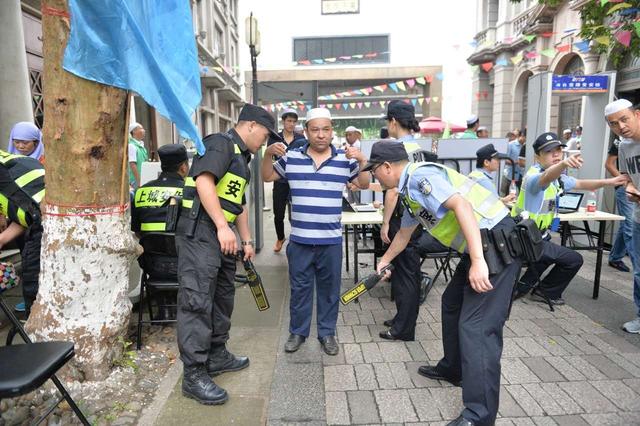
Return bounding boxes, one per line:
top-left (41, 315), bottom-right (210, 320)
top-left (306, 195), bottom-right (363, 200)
top-left (512, 11), bottom-right (530, 36)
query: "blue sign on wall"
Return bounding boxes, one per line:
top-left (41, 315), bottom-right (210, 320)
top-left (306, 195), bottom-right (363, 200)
top-left (552, 75), bottom-right (609, 94)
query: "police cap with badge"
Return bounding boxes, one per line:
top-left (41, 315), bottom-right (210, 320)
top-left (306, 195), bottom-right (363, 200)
top-left (533, 132), bottom-right (566, 154)
top-left (476, 144), bottom-right (509, 163)
top-left (239, 103), bottom-right (283, 142)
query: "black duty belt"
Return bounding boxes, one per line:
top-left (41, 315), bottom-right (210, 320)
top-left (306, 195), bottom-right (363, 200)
top-left (480, 218), bottom-right (544, 275)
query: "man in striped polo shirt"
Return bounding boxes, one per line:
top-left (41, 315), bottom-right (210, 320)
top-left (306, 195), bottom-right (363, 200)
top-left (262, 108), bottom-right (370, 355)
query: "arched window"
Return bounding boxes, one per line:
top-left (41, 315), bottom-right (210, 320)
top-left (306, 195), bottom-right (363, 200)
top-left (563, 55), bottom-right (584, 76)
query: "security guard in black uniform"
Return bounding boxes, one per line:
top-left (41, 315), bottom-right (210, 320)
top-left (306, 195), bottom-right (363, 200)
top-left (132, 144), bottom-right (189, 320)
top-left (0, 150), bottom-right (45, 317)
top-left (367, 141), bottom-right (524, 426)
top-left (176, 104), bottom-right (282, 405)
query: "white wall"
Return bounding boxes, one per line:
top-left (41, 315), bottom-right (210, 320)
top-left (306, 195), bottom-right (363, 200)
top-left (238, 0), bottom-right (476, 125)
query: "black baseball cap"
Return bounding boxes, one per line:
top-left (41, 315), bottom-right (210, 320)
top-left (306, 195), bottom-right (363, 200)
top-left (362, 140), bottom-right (409, 172)
top-left (476, 143), bottom-right (508, 162)
top-left (533, 132), bottom-right (565, 153)
top-left (382, 100), bottom-right (415, 121)
top-left (158, 144), bottom-right (188, 166)
top-left (238, 103), bottom-right (283, 142)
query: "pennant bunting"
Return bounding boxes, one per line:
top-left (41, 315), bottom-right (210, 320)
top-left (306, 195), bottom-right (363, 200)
top-left (373, 85), bottom-right (384, 92)
top-left (343, 103), bottom-right (349, 110)
top-left (523, 34), bottom-right (536, 43)
top-left (359, 89), bottom-right (369, 96)
top-left (425, 75), bottom-right (434, 83)
top-left (600, 0), bottom-right (609, 5)
top-left (349, 102), bottom-right (356, 109)
top-left (364, 52), bottom-right (378, 58)
top-left (298, 60), bottom-right (311, 65)
top-left (634, 21), bottom-right (640, 38)
top-left (481, 62), bottom-right (493, 72)
top-left (495, 58), bottom-right (508, 66)
top-left (325, 57), bottom-right (336, 63)
top-left (615, 30), bottom-right (632, 47)
top-left (607, 2), bottom-right (632, 14)
top-left (339, 56), bottom-right (351, 60)
top-left (415, 76), bottom-right (426, 85)
top-left (425, 97), bottom-right (431, 104)
top-left (432, 97), bottom-right (439, 103)
top-left (525, 51), bottom-right (538, 59)
top-left (357, 102), bottom-right (363, 109)
top-left (364, 102), bottom-right (371, 108)
top-left (418, 98), bottom-right (424, 106)
top-left (396, 81), bottom-right (406, 91)
top-left (379, 101), bottom-right (386, 108)
top-left (319, 104), bottom-right (326, 108)
top-left (406, 78), bottom-right (416, 88)
top-left (312, 59), bottom-right (324, 64)
top-left (326, 104), bottom-right (334, 109)
top-left (352, 54), bottom-right (364, 59)
top-left (541, 32), bottom-right (554, 37)
top-left (335, 103), bottom-right (342, 110)
top-left (574, 40), bottom-right (590, 52)
top-left (556, 44), bottom-right (571, 52)
top-left (411, 99), bottom-right (417, 107)
top-left (511, 54), bottom-right (523, 65)
top-left (540, 48), bottom-right (556, 58)
top-left (436, 72), bottom-right (444, 81)
top-left (389, 82), bottom-right (399, 92)
top-left (595, 35), bottom-right (610, 45)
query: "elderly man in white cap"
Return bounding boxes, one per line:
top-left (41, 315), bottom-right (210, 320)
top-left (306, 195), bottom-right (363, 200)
top-left (128, 122), bottom-right (148, 189)
top-left (460, 115), bottom-right (479, 139)
top-left (344, 125), bottom-right (362, 149)
top-left (605, 98), bottom-right (640, 333)
top-left (262, 108), bottom-right (369, 355)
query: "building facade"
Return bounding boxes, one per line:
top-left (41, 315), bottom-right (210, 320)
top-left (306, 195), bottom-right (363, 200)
top-left (0, 0), bottom-right (245, 158)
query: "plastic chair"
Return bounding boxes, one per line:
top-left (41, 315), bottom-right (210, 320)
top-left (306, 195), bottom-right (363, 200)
top-left (135, 232), bottom-right (179, 350)
top-left (0, 293), bottom-right (90, 425)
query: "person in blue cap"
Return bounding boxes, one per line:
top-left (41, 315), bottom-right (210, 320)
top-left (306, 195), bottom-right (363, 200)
top-left (468, 143), bottom-right (516, 206)
top-left (365, 140), bottom-right (522, 426)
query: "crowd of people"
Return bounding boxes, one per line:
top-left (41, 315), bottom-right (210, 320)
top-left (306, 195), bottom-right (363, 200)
top-left (1, 95), bottom-right (640, 425)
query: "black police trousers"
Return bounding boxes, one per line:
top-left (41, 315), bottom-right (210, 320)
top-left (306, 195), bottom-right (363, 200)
top-left (175, 218), bottom-right (236, 368)
top-left (387, 216), bottom-right (422, 340)
top-left (272, 181), bottom-right (290, 242)
top-left (435, 217), bottom-right (522, 426)
top-left (518, 238), bottom-right (583, 299)
top-left (22, 221), bottom-right (43, 317)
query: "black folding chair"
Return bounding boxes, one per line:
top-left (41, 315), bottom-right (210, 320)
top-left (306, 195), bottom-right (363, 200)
top-left (510, 261), bottom-right (554, 313)
top-left (136, 233), bottom-right (179, 350)
top-left (0, 293), bottom-right (90, 425)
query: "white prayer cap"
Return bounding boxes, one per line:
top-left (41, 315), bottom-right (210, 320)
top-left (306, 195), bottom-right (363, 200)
top-left (563, 128), bottom-right (572, 135)
top-left (604, 99), bottom-right (633, 117)
top-left (477, 126), bottom-right (488, 132)
top-left (466, 114), bottom-right (479, 126)
top-left (345, 125), bottom-right (361, 133)
top-left (294, 124), bottom-right (304, 132)
top-left (306, 108), bottom-right (332, 124)
top-left (129, 122), bottom-right (143, 134)
top-left (281, 108), bottom-right (298, 119)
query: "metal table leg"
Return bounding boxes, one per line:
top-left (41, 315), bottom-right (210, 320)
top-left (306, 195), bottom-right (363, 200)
top-left (593, 220), bottom-right (605, 299)
top-left (353, 224), bottom-right (359, 283)
top-left (345, 224), bottom-right (349, 272)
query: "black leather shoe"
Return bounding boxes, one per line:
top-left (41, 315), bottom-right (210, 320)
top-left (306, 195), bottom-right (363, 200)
top-left (383, 319), bottom-right (394, 327)
top-left (207, 347), bottom-right (250, 377)
top-left (319, 335), bottom-right (339, 356)
top-left (284, 334), bottom-right (305, 353)
top-left (609, 260), bottom-right (630, 272)
top-left (419, 273), bottom-right (433, 305)
top-left (417, 365), bottom-right (461, 387)
top-left (530, 290), bottom-right (565, 306)
top-left (446, 415), bottom-right (475, 426)
top-left (182, 366), bottom-right (228, 405)
top-left (379, 329), bottom-right (398, 340)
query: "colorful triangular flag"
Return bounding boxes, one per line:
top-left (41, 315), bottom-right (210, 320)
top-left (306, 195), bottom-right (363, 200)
top-left (540, 48), bottom-right (556, 58)
top-left (615, 30), bottom-right (632, 47)
top-left (481, 62), bottom-right (493, 72)
top-left (415, 77), bottom-right (426, 85)
top-left (406, 78), bottom-right (416, 88)
top-left (523, 35), bottom-right (536, 43)
top-left (389, 82), bottom-right (399, 92)
top-left (397, 81), bottom-right (406, 91)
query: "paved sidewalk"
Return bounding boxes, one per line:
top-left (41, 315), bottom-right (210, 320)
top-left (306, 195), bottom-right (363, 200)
top-left (268, 235), bottom-right (640, 425)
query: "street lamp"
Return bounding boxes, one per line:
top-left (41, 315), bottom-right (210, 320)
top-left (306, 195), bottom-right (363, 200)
top-left (245, 12), bottom-right (264, 251)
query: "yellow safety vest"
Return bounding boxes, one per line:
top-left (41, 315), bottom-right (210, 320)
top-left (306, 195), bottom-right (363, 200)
top-left (182, 137), bottom-right (249, 224)
top-left (0, 150), bottom-right (45, 227)
top-left (132, 174), bottom-right (184, 232)
top-left (511, 165), bottom-right (559, 231)
top-left (402, 162), bottom-right (507, 253)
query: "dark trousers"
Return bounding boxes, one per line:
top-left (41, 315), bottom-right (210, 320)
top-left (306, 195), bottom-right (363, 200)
top-left (22, 222), bottom-right (43, 316)
top-left (519, 239), bottom-right (583, 299)
top-left (273, 182), bottom-right (290, 241)
top-left (175, 218), bottom-right (236, 368)
top-left (388, 216), bottom-right (422, 340)
top-left (436, 218), bottom-right (521, 426)
top-left (287, 241), bottom-right (342, 339)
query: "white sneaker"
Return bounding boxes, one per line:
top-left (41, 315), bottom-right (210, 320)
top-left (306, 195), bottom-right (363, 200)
top-left (622, 317), bottom-right (640, 334)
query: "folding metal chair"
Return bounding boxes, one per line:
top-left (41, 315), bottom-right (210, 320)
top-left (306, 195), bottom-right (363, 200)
top-left (136, 233), bottom-right (179, 350)
top-left (0, 292), bottom-right (90, 425)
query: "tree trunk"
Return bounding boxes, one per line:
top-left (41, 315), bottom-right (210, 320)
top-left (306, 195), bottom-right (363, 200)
top-left (26, 0), bottom-right (139, 380)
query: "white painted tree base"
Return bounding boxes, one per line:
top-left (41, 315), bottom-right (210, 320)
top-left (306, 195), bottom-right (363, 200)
top-left (27, 207), bottom-right (140, 380)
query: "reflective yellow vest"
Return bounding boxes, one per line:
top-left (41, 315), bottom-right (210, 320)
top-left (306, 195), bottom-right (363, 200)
top-left (132, 174), bottom-right (184, 232)
top-left (402, 162), bottom-right (507, 253)
top-left (182, 136), bottom-right (249, 224)
top-left (0, 150), bottom-right (45, 227)
top-left (511, 165), bottom-right (559, 231)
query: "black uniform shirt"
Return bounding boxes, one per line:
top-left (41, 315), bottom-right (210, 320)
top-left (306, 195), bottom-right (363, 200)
top-left (189, 128), bottom-right (252, 205)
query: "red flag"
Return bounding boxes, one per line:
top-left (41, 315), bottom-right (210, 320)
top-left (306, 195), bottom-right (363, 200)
top-left (481, 62), bottom-right (493, 72)
top-left (556, 44), bottom-right (571, 52)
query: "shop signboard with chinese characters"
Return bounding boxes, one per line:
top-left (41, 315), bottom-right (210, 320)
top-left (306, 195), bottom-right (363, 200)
top-left (552, 75), bottom-right (608, 94)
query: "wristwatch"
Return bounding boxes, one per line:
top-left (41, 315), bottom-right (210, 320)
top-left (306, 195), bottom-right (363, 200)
top-left (241, 240), bottom-right (255, 246)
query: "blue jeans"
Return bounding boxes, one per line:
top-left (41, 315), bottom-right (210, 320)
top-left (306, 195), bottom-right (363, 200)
top-left (630, 219), bottom-right (640, 316)
top-left (286, 241), bottom-right (342, 339)
top-left (609, 186), bottom-right (634, 263)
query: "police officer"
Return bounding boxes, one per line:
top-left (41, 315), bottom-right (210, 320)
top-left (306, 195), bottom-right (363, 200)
top-left (132, 144), bottom-right (189, 320)
top-left (366, 141), bottom-right (522, 426)
top-left (176, 104), bottom-right (282, 405)
top-left (512, 132), bottom-right (624, 305)
top-left (0, 150), bottom-right (45, 318)
top-left (469, 144), bottom-right (516, 206)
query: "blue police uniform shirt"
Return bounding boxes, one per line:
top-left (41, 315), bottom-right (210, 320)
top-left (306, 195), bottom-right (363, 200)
top-left (523, 164), bottom-right (577, 213)
top-left (503, 141), bottom-right (522, 181)
top-left (399, 163), bottom-right (508, 230)
top-left (472, 168), bottom-right (498, 195)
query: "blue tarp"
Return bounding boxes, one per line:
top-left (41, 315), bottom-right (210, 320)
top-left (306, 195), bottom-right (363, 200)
top-left (63, 0), bottom-right (204, 154)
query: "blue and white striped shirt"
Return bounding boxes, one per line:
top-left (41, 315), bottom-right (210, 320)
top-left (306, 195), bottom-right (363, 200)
top-left (274, 143), bottom-right (359, 245)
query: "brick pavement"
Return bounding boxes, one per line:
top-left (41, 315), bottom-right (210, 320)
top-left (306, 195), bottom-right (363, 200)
top-left (267, 241), bottom-right (640, 425)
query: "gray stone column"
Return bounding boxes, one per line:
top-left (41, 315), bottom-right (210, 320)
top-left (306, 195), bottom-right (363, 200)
top-left (491, 53), bottom-right (515, 137)
top-left (0, 0), bottom-right (33, 148)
